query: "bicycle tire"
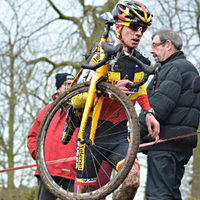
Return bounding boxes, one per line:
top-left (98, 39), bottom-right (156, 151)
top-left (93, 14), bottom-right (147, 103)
top-left (36, 81), bottom-right (140, 200)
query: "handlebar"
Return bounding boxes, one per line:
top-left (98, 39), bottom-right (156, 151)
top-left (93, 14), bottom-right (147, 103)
top-left (81, 43), bottom-right (123, 70)
top-left (81, 42), bottom-right (161, 89)
top-left (121, 51), bottom-right (161, 89)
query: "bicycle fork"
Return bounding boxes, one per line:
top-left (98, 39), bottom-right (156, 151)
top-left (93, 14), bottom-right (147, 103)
top-left (78, 65), bottom-right (108, 146)
top-left (77, 32), bottom-right (109, 145)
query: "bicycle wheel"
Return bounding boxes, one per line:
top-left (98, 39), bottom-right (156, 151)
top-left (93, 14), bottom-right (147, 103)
top-left (36, 81), bottom-right (140, 200)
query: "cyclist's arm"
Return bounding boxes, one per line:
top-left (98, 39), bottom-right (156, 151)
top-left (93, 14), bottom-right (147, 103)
top-left (136, 84), bottom-right (151, 111)
top-left (145, 113), bottom-right (160, 139)
top-left (137, 84), bottom-right (160, 139)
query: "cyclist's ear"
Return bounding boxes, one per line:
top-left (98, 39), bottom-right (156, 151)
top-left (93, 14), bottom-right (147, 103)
top-left (116, 23), bottom-right (123, 33)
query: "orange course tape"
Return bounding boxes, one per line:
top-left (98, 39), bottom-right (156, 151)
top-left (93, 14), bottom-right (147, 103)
top-left (0, 157), bottom-right (76, 173)
top-left (1, 131), bottom-right (200, 173)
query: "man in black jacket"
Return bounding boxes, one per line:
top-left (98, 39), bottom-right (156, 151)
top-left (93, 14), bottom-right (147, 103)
top-left (139, 29), bottom-right (199, 200)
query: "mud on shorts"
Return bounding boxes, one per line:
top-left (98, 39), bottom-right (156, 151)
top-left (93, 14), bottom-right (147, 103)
top-left (76, 118), bottom-right (139, 186)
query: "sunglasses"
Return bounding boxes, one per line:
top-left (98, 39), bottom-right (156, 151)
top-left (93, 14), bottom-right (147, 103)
top-left (120, 22), bottom-right (148, 33)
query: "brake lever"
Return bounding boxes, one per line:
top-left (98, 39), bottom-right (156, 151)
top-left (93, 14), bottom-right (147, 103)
top-left (109, 50), bottom-right (123, 71)
top-left (153, 62), bottom-right (161, 74)
top-left (152, 62), bottom-right (161, 90)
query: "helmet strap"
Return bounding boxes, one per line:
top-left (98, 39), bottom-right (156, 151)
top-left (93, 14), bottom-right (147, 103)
top-left (116, 23), bottom-right (134, 54)
top-left (116, 35), bottom-right (134, 54)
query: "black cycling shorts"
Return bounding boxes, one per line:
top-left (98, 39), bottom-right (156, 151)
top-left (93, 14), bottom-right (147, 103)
top-left (76, 118), bottom-right (129, 186)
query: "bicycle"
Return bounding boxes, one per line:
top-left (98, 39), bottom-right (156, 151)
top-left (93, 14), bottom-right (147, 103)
top-left (36, 12), bottom-right (160, 200)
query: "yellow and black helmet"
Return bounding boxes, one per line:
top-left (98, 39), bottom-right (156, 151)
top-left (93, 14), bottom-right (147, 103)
top-left (112, 0), bottom-right (153, 26)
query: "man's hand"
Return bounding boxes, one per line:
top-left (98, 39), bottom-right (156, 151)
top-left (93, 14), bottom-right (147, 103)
top-left (145, 113), bottom-right (160, 139)
top-left (116, 80), bottom-right (135, 94)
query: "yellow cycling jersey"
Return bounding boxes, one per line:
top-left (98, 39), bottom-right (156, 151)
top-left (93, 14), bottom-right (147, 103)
top-left (107, 70), bottom-right (147, 101)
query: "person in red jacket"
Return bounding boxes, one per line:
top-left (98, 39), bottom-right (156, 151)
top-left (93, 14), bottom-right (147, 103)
top-left (27, 73), bottom-right (75, 200)
top-left (28, 73), bottom-right (112, 200)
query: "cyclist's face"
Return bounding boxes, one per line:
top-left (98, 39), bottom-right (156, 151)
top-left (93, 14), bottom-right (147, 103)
top-left (57, 79), bottom-right (73, 95)
top-left (117, 23), bottom-right (143, 49)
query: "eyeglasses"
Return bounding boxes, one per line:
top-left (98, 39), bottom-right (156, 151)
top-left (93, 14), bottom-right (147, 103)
top-left (151, 41), bottom-right (166, 49)
top-left (120, 22), bottom-right (148, 33)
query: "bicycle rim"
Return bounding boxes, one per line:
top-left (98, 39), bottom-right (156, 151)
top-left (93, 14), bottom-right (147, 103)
top-left (36, 81), bottom-right (140, 200)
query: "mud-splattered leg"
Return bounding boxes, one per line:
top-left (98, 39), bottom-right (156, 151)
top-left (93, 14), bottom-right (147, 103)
top-left (113, 163), bottom-right (140, 200)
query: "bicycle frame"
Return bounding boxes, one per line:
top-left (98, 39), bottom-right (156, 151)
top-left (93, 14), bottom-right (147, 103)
top-left (75, 25), bottom-right (111, 145)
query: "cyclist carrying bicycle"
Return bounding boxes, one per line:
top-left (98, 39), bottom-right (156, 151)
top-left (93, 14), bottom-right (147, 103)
top-left (75, 1), bottom-right (160, 199)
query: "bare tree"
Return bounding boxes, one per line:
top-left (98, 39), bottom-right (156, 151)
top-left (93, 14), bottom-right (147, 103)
top-left (0, 0), bottom-right (60, 199)
top-left (0, 0), bottom-right (199, 199)
top-left (22, 0), bottom-right (119, 74)
top-left (142, 0), bottom-right (200, 68)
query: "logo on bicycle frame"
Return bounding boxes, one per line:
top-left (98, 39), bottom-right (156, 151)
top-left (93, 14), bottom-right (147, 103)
top-left (76, 141), bottom-right (86, 171)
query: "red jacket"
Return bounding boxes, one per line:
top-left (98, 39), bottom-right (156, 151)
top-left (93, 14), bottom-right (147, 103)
top-left (27, 93), bottom-right (77, 180)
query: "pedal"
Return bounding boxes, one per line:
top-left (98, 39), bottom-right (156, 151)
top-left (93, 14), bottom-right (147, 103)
top-left (62, 106), bottom-right (81, 145)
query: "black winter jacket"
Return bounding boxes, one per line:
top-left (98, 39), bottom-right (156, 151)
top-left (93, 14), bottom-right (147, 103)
top-left (139, 51), bottom-right (199, 155)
